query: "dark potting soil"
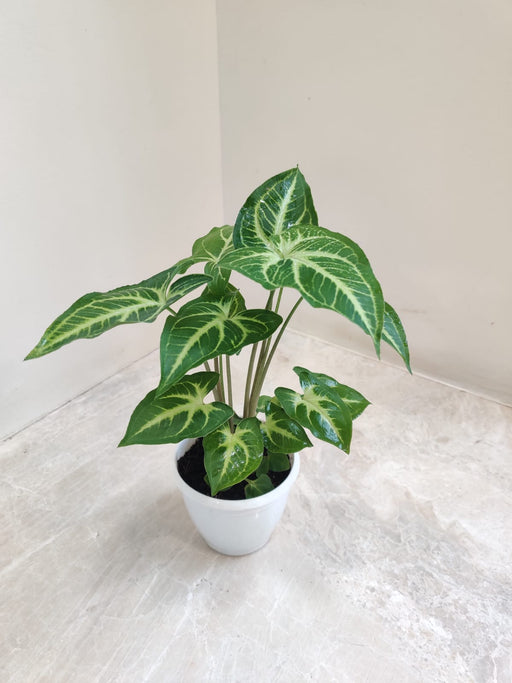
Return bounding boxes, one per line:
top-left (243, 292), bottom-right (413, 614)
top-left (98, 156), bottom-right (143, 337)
top-left (177, 438), bottom-right (291, 500)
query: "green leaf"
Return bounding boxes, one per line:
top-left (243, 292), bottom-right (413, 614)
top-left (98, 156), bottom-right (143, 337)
top-left (260, 401), bottom-right (312, 453)
top-left (25, 261), bottom-right (207, 360)
top-left (119, 372), bottom-right (233, 446)
top-left (382, 302), bottom-right (411, 372)
top-left (256, 454), bottom-right (270, 476)
top-left (244, 474), bottom-right (274, 499)
top-left (204, 417), bottom-right (264, 496)
top-left (275, 378), bottom-right (353, 452)
top-left (268, 452), bottom-right (291, 472)
top-left (221, 225), bottom-right (384, 352)
top-left (293, 366), bottom-right (370, 419)
top-left (157, 296), bottom-right (282, 393)
top-left (192, 225), bottom-right (235, 294)
top-left (233, 167), bottom-right (318, 248)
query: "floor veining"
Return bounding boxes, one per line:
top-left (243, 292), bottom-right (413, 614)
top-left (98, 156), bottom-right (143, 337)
top-left (1, 330), bottom-right (511, 682)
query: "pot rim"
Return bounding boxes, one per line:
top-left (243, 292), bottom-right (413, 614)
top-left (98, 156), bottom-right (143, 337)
top-left (174, 438), bottom-right (300, 511)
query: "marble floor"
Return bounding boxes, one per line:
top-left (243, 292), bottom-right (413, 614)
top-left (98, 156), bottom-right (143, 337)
top-left (1, 330), bottom-right (511, 682)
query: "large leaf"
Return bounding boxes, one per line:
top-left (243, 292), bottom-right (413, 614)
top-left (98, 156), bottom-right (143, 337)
top-left (233, 167), bottom-right (318, 248)
top-left (260, 400), bottom-right (312, 453)
top-left (275, 367), bottom-right (353, 452)
top-left (25, 260), bottom-right (207, 359)
top-left (293, 366), bottom-right (370, 419)
top-left (192, 225), bottom-right (235, 294)
top-left (204, 417), bottom-right (264, 495)
top-left (382, 302), bottom-right (411, 372)
top-left (119, 372), bottom-right (233, 446)
top-left (157, 296), bottom-right (282, 393)
top-left (222, 225), bottom-right (384, 351)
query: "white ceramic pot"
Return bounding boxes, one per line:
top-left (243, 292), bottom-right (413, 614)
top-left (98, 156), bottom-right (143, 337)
top-left (174, 439), bottom-right (300, 556)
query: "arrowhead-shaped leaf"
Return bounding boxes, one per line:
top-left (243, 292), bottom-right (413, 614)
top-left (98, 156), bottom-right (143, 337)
top-left (204, 417), bottom-right (264, 496)
top-left (244, 474), bottom-right (274, 499)
top-left (260, 401), bottom-right (312, 453)
top-left (158, 296), bottom-right (282, 393)
top-left (382, 302), bottom-right (411, 372)
top-left (222, 225), bottom-right (384, 351)
top-left (293, 366), bottom-right (370, 420)
top-left (192, 225), bottom-right (235, 294)
top-left (275, 371), bottom-right (353, 452)
top-left (233, 167), bottom-right (318, 248)
top-left (119, 372), bottom-right (233, 446)
top-left (25, 261), bottom-right (208, 359)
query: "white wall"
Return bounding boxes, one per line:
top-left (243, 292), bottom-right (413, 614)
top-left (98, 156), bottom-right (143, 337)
top-left (0, 1), bottom-right (223, 438)
top-left (217, 0), bottom-right (512, 405)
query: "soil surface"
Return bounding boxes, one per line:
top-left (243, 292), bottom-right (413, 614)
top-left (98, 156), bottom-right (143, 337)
top-left (177, 438), bottom-right (291, 500)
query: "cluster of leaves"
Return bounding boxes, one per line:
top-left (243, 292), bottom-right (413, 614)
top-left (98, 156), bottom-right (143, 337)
top-left (26, 168), bottom-right (410, 498)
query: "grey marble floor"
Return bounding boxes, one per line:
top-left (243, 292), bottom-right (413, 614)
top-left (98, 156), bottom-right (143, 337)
top-left (1, 330), bottom-right (511, 682)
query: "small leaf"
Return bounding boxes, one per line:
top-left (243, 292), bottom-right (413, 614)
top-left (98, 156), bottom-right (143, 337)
top-left (192, 225), bottom-right (235, 294)
top-left (382, 302), bottom-right (411, 372)
top-left (293, 366), bottom-right (370, 419)
top-left (268, 452), bottom-right (291, 472)
top-left (256, 454), bottom-right (270, 476)
top-left (158, 297), bottom-right (282, 393)
top-left (244, 474), bottom-right (274, 499)
top-left (204, 417), bottom-right (264, 496)
top-left (257, 395), bottom-right (274, 413)
top-left (234, 167), bottom-right (318, 248)
top-left (275, 382), bottom-right (353, 452)
top-left (119, 372), bottom-right (233, 446)
top-left (221, 225), bottom-right (384, 353)
top-left (260, 401), bottom-right (312, 453)
top-left (25, 261), bottom-right (205, 360)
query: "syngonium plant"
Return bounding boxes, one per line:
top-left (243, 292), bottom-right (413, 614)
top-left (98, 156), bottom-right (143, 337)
top-left (26, 168), bottom-right (410, 498)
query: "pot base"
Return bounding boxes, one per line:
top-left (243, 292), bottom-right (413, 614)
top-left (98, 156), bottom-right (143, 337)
top-left (174, 439), bottom-right (300, 556)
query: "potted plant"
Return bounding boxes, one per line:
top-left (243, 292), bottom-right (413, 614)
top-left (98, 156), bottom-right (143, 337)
top-left (26, 167), bottom-right (410, 555)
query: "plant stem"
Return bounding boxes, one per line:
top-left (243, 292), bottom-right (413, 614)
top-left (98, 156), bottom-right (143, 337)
top-left (243, 341), bottom-right (259, 418)
top-left (224, 355), bottom-right (235, 432)
top-left (247, 296), bottom-right (303, 416)
top-left (214, 356), bottom-right (225, 404)
top-left (243, 289), bottom-right (276, 417)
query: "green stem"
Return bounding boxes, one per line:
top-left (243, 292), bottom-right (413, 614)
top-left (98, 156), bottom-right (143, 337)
top-left (205, 360), bottom-right (221, 402)
top-left (243, 290), bottom-right (276, 417)
top-left (247, 296), bottom-right (303, 416)
top-left (214, 356), bottom-right (225, 404)
top-left (225, 355), bottom-right (235, 432)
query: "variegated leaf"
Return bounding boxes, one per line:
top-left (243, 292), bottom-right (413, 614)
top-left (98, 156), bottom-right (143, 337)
top-left (245, 474), bottom-right (274, 499)
top-left (204, 417), bottom-right (264, 496)
top-left (157, 296), bottom-right (282, 394)
top-left (293, 366), bottom-right (370, 419)
top-left (119, 372), bottom-right (233, 446)
top-left (222, 225), bottom-right (384, 351)
top-left (383, 302), bottom-right (411, 372)
top-left (192, 225), bottom-right (235, 294)
top-left (275, 380), bottom-right (353, 452)
top-left (260, 401), bottom-right (312, 453)
top-left (233, 167), bottom-right (318, 248)
top-left (25, 260), bottom-right (207, 359)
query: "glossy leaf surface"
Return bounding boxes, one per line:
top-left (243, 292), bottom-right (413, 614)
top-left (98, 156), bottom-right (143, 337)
top-left (222, 225), bottom-right (384, 351)
top-left (192, 225), bottom-right (235, 294)
top-left (204, 417), bottom-right (264, 496)
top-left (275, 367), bottom-right (353, 452)
top-left (382, 302), bottom-right (411, 372)
top-left (293, 366), bottom-right (370, 419)
top-left (119, 372), bottom-right (233, 446)
top-left (158, 296), bottom-right (282, 393)
top-left (25, 262), bottom-right (207, 359)
top-left (260, 401), bottom-right (312, 453)
top-left (233, 167), bottom-right (318, 248)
